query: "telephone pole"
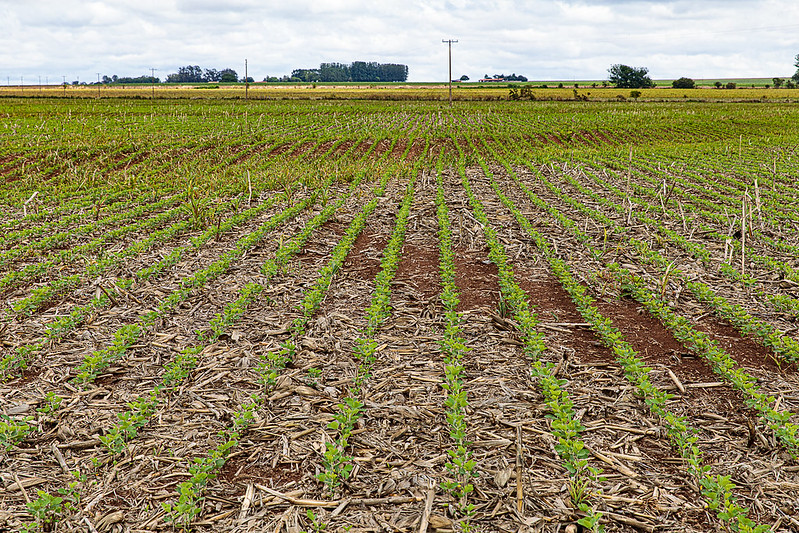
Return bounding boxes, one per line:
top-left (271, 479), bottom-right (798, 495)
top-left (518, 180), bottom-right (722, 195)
top-left (442, 39), bottom-right (458, 105)
top-left (245, 59), bottom-right (248, 101)
top-left (150, 68), bottom-right (157, 98)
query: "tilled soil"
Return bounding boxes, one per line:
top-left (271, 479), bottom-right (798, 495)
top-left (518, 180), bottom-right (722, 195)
top-left (2, 162), bottom-right (798, 533)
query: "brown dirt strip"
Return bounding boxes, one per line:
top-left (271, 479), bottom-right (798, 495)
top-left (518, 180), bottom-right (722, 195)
top-left (482, 164), bottom-right (797, 528)
top-left (467, 166), bottom-right (716, 531)
top-left (148, 175), bottom-right (411, 531)
top-left (538, 163), bottom-right (799, 414)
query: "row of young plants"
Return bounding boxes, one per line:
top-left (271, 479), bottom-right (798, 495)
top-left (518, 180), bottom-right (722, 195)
top-left (70, 191), bottom-right (318, 386)
top-left (601, 155), bottom-right (799, 259)
top-left (498, 151), bottom-right (799, 458)
top-left (0, 184), bottom-right (143, 251)
top-left (572, 162), bottom-right (799, 321)
top-left (639, 151), bottom-right (799, 223)
top-left (1, 180), bottom-right (341, 471)
top-left (616, 243), bottom-right (799, 456)
top-left (7, 204), bottom-right (202, 318)
top-left (0, 183), bottom-right (180, 264)
top-left (0, 186), bottom-right (295, 381)
top-left (434, 157), bottom-right (479, 528)
top-left (317, 167), bottom-right (418, 507)
top-left (563, 161), bottom-right (799, 365)
top-left (256, 138), bottom-right (408, 387)
top-left (97, 172), bottom-right (360, 456)
top-left (458, 140), bottom-right (606, 532)
top-left (638, 150), bottom-right (799, 229)
top-left (160, 158), bottom-right (406, 528)
top-left (484, 157), bottom-right (770, 533)
top-left (0, 190), bottom-right (185, 291)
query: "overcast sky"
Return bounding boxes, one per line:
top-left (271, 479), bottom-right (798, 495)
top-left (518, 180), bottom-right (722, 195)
top-left (1, 1), bottom-right (798, 83)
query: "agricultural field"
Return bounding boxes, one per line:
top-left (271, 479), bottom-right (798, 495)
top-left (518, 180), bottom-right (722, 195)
top-left (1, 96), bottom-right (799, 533)
top-left (1, 82), bottom-right (799, 102)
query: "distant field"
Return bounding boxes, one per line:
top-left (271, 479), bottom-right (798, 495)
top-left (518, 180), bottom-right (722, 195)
top-left (524, 77), bottom-right (792, 88)
top-left (1, 81), bottom-right (798, 101)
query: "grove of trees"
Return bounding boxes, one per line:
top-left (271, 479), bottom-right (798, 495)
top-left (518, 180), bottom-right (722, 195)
top-left (608, 64), bottom-right (655, 89)
top-left (793, 53), bottom-right (799, 83)
top-left (483, 73), bottom-right (528, 81)
top-left (164, 66), bottom-right (239, 83)
top-left (288, 62), bottom-right (409, 83)
top-left (101, 75), bottom-right (160, 84)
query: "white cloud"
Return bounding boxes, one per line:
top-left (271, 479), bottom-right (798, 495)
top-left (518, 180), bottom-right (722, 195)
top-left (0, 0), bottom-right (797, 83)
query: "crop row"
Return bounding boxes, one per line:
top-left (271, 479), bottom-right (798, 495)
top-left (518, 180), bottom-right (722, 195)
top-left (161, 156), bottom-right (405, 526)
top-left (458, 140), bottom-right (606, 531)
top-left (480, 154), bottom-right (770, 533)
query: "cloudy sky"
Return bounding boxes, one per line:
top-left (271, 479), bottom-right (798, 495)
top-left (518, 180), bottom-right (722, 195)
top-left (1, 0), bottom-right (798, 83)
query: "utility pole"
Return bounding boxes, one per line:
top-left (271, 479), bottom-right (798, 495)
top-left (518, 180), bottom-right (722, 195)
top-left (150, 68), bottom-right (157, 98)
top-left (442, 39), bottom-right (458, 105)
top-left (62, 75), bottom-right (66, 96)
top-left (97, 73), bottom-right (101, 98)
top-left (245, 59), bottom-right (248, 101)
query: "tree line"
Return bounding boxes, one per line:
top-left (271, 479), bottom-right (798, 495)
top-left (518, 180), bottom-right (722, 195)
top-left (276, 61), bottom-right (409, 83)
top-left (610, 56), bottom-right (799, 90)
top-left (483, 73), bottom-right (528, 81)
top-left (96, 66), bottom-right (253, 85)
top-left (164, 66), bottom-right (251, 83)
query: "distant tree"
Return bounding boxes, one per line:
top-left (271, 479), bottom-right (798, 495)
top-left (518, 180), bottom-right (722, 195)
top-left (351, 61), bottom-right (379, 81)
top-left (786, 79), bottom-right (796, 89)
top-left (291, 69), bottom-right (320, 82)
top-left (725, 82), bottom-right (737, 89)
top-left (219, 69), bottom-right (238, 83)
top-left (242, 76), bottom-right (254, 83)
top-left (773, 77), bottom-right (784, 88)
top-left (608, 64), bottom-right (654, 88)
top-left (793, 53), bottom-right (799, 83)
top-left (494, 73), bottom-right (527, 81)
top-left (672, 77), bottom-right (695, 89)
top-left (204, 68), bottom-right (221, 82)
top-left (714, 81), bottom-right (723, 88)
top-left (320, 63), bottom-right (349, 82)
top-left (460, 75), bottom-right (469, 81)
top-left (378, 63), bottom-right (408, 82)
top-left (166, 65), bottom-right (203, 83)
